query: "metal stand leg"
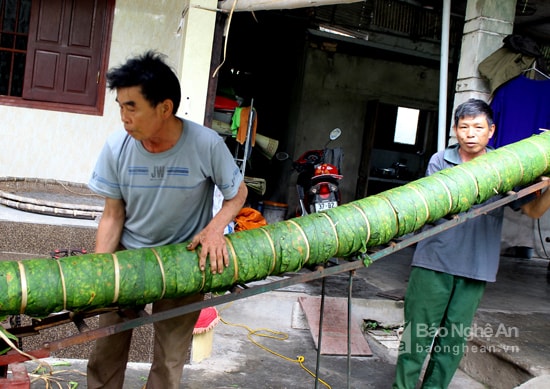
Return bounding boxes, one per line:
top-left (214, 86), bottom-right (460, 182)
top-left (314, 276), bottom-right (326, 389)
top-left (347, 270), bottom-right (353, 389)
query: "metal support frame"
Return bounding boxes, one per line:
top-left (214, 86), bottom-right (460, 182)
top-left (314, 277), bottom-right (326, 389)
top-left (234, 98), bottom-right (254, 177)
top-left (2, 179), bottom-right (549, 384)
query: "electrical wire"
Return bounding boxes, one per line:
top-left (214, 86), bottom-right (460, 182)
top-left (218, 303), bottom-right (332, 389)
top-left (536, 218), bottom-right (550, 259)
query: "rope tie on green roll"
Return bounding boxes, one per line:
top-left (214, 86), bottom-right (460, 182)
top-left (350, 203), bottom-right (371, 246)
top-left (287, 220), bottom-right (311, 265)
top-left (431, 176), bottom-right (453, 214)
top-left (150, 248), bottom-right (166, 299)
top-left (225, 237), bottom-right (239, 284)
top-left (409, 185), bottom-right (430, 220)
top-left (378, 195), bottom-right (399, 230)
top-left (55, 260), bottom-right (67, 311)
top-left (500, 148), bottom-right (524, 178)
top-left (527, 137), bottom-right (549, 164)
top-left (258, 228), bottom-right (277, 274)
top-left (317, 212), bottom-right (340, 257)
top-left (454, 165), bottom-right (479, 200)
top-left (112, 253), bottom-right (120, 304)
top-left (487, 162), bottom-right (503, 194)
top-left (17, 261), bottom-right (28, 314)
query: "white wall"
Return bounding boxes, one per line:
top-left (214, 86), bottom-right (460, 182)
top-left (0, 0), bottom-right (216, 184)
top-left (288, 48), bottom-right (441, 209)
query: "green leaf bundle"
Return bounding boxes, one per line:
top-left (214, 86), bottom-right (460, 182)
top-left (1, 133), bottom-right (550, 317)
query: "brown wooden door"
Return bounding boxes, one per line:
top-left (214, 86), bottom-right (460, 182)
top-left (22, 0), bottom-right (107, 106)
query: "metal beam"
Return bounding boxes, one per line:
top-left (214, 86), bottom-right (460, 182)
top-left (217, 0), bottom-right (363, 12)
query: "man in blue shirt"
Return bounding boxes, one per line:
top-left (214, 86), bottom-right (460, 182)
top-left (393, 98), bottom-right (550, 388)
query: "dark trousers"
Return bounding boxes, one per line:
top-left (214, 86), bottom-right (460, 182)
top-left (393, 267), bottom-right (486, 389)
top-left (87, 293), bottom-right (204, 389)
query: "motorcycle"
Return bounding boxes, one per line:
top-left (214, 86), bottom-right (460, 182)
top-left (292, 128), bottom-right (343, 216)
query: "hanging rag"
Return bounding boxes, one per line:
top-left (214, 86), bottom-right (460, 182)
top-left (478, 34), bottom-right (546, 95)
top-left (503, 34), bottom-right (547, 72)
top-left (231, 106), bottom-right (257, 146)
top-left (478, 47), bottom-right (535, 95)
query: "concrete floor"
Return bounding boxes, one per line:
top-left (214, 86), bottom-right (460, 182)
top-left (1, 204), bottom-right (550, 388)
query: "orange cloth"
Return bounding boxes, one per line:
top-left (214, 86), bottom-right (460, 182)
top-left (235, 107), bottom-right (257, 146)
top-left (234, 207), bottom-right (267, 231)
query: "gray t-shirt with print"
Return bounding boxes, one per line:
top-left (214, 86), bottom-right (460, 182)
top-left (89, 118), bottom-right (242, 249)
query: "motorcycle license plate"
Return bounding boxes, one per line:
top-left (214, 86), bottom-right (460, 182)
top-left (315, 201), bottom-right (338, 212)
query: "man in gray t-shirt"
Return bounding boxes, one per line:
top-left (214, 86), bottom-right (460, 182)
top-left (87, 51), bottom-right (247, 389)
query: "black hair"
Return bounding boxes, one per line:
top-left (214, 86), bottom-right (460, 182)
top-left (106, 51), bottom-right (181, 113)
top-left (453, 98), bottom-right (494, 127)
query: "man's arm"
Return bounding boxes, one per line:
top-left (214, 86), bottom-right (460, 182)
top-left (95, 197), bottom-right (126, 253)
top-left (187, 181), bottom-right (248, 274)
top-left (521, 183), bottom-right (550, 219)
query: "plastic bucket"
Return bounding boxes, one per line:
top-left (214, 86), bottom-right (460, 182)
top-left (262, 201), bottom-right (288, 224)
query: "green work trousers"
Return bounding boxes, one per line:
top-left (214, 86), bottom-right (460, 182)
top-left (87, 293), bottom-right (203, 389)
top-left (392, 266), bottom-right (486, 389)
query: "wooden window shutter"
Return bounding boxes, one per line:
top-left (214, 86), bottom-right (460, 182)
top-left (22, 0), bottom-right (106, 106)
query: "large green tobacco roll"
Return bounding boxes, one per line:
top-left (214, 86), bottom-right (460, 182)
top-left (1, 132), bottom-right (550, 317)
